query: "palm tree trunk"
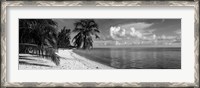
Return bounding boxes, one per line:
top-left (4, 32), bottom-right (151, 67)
top-left (83, 35), bottom-right (87, 49)
top-left (41, 45), bottom-right (44, 58)
top-left (38, 49), bottom-right (40, 56)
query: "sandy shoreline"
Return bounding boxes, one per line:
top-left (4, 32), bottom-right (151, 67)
top-left (19, 49), bottom-right (114, 70)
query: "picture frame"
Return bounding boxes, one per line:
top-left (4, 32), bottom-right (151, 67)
top-left (1, 0), bottom-right (199, 87)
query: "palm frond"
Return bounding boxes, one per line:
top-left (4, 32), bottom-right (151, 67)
top-left (73, 28), bottom-right (83, 32)
top-left (72, 19), bottom-right (100, 49)
top-left (95, 34), bottom-right (100, 39)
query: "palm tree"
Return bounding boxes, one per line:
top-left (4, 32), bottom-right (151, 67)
top-left (57, 26), bottom-right (71, 48)
top-left (19, 19), bottom-right (60, 65)
top-left (19, 19), bottom-right (58, 46)
top-left (20, 19), bottom-right (58, 55)
top-left (72, 19), bottom-right (100, 49)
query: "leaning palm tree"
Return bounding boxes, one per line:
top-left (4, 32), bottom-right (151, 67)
top-left (72, 19), bottom-right (100, 49)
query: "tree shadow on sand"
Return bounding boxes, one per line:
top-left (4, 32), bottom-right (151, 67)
top-left (19, 61), bottom-right (52, 67)
top-left (19, 57), bottom-right (37, 61)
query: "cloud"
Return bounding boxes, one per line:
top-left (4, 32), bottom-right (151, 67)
top-left (120, 28), bottom-right (126, 36)
top-left (110, 26), bottom-right (126, 40)
top-left (110, 26), bottom-right (144, 40)
top-left (153, 34), bottom-right (157, 39)
top-left (130, 27), bottom-right (143, 38)
top-left (109, 26), bottom-right (181, 46)
top-left (109, 22), bottom-right (180, 43)
top-left (141, 29), bottom-right (156, 36)
top-left (110, 23), bottom-right (155, 40)
top-left (142, 34), bottom-right (157, 40)
top-left (119, 22), bottom-right (154, 30)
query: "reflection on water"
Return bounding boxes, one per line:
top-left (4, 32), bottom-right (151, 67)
top-left (73, 47), bottom-right (181, 69)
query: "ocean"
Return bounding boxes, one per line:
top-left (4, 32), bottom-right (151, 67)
top-left (73, 47), bottom-right (181, 69)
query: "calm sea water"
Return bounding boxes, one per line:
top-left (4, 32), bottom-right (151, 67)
top-left (73, 47), bottom-right (181, 69)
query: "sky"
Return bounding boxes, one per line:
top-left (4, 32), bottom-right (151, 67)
top-left (53, 19), bottom-right (181, 46)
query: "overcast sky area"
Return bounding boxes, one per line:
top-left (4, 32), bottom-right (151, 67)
top-left (54, 19), bottom-right (181, 46)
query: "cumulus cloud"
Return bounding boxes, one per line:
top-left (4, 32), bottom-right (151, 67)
top-left (110, 26), bottom-right (126, 40)
top-left (130, 27), bottom-right (143, 38)
top-left (109, 25), bottom-right (180, 46)
top-left (110, 26), bottom-right (144, 40)
top-left (109, 22), bottom-right (179, 42)
top-left (120, 28), bottom-right (126, 36)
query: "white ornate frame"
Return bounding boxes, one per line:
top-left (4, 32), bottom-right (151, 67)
top-left (1, 0), bottom-right (199, 88)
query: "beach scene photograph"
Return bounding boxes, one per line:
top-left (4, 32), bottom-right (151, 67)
top-left (19, 19), bottom-right (181, 70)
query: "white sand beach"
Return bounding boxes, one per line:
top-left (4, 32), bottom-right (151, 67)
top-left (19, 49), bottom-right (114, 70)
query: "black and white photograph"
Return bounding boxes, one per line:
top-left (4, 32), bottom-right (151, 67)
top-left (19, 19), bottom-right (181, 70)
